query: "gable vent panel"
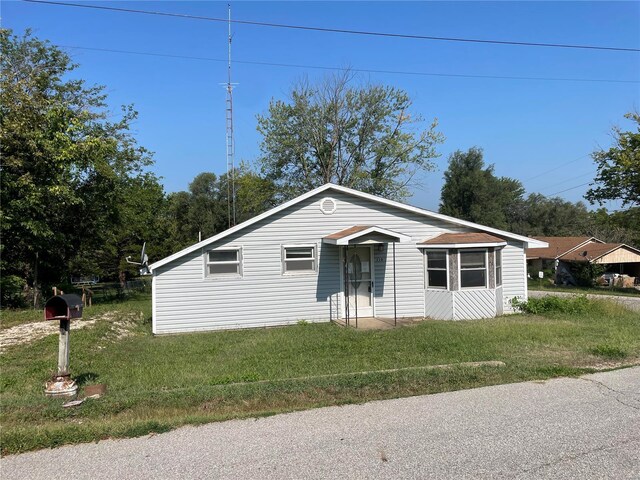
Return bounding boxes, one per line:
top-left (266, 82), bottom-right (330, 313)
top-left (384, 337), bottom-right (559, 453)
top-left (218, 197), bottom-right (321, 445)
top-left (320, 197), bottom-right (337, 215)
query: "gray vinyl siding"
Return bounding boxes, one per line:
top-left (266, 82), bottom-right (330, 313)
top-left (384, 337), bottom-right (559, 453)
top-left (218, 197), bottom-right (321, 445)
top-left (153, 189), bottom-right (530, 333)
top-left (154, 191), bottom-right (463, 333)
top-left (454, 289), bottom-right (497, 320)
top-left (425, 290), bottom-right (454, 320)
top-left (501, 241), bottom-right (527, 313)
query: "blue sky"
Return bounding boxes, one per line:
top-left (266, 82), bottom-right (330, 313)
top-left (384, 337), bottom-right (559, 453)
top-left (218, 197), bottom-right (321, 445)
top-left (5, 1), bottom-right (640, 211)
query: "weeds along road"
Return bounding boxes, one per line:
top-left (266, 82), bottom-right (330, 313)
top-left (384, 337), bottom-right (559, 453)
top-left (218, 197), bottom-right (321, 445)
top-left (3, 368), bottom-right (639, 479)
top-left (529, 290), bottom-right (640, 312)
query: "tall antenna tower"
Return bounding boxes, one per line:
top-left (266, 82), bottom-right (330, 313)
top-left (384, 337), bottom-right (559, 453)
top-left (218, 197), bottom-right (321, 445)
top-left (225, 3), bottom-right (237, 228)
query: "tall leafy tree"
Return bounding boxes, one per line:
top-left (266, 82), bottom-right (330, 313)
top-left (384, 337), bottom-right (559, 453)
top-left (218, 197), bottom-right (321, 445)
top-left (165, 166), bottom-right (277, 251)
top-left (585, 112), bottom-right (639, 208)
top-left (509, 193), bottom-right (592, 237)
top-left (257, 72), bottom-right (444, 201)
top-left (0, 29), bottom-right (156, 305)
top-left (439, 147), bottom-right (524, 230)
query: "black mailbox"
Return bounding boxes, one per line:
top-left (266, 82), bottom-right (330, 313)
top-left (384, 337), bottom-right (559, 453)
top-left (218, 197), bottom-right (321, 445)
top-left (44, 294), bottom-right (83, 321)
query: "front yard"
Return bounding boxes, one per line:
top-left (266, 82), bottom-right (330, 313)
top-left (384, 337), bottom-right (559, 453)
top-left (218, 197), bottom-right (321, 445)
top-left (1, 295), bottom-right (639, 455)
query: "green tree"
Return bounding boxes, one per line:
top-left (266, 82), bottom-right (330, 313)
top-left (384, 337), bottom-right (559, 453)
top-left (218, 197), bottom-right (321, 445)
top-left (0, 30), bottom-right (156, 305)
top-left (509, 193), bottom-right (592, 237)
top-left (257, 72), bottom-right (443, 201)
top-left (588, 207), bottom-right (640, 247)
top-left (439, 147), bottom-right (525, 230)
top-left (164, 166), bottom-right (277, 251)
top-left (585, 112), bottom-right (640, 208)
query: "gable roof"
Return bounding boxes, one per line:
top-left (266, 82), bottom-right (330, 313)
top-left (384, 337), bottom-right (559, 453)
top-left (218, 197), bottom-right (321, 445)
top-left (559, 243), bottom-right (640, 263)
top-left (526, 236), bottom-right (602, 260)
top-left (149, 183), bottom-right (547, 272)
top-left (323, 225), bottom-right (412, 245)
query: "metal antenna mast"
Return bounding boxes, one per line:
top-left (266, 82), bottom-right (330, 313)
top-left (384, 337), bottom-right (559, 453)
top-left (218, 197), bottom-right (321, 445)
top-left (225, 3), bottom-right (237, 228)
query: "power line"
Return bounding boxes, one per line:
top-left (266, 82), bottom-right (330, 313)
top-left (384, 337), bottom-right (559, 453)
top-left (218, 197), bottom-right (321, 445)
top-left (23, 0), bottom-right (640, 53)
top-left (537, 170), bottom-right (597, 192)
top-left (523, 154), bottom-right (591, 181)
top-left (547, 182), bottom-right (592, 197)
top-left (58, 44), bottom-right (640, 85)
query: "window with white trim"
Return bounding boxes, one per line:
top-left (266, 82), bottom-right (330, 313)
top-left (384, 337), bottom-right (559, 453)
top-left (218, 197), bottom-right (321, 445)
top-left (495, 249), bottom-right (502, 287)
top-left (206, 248), bottom-right (242, 277)
top-left (283, 245), bottom-right (316, 273)
top-left (425, 250), bottom-right (448, 289)
top-left (460, 250), bottom-right (487, 288)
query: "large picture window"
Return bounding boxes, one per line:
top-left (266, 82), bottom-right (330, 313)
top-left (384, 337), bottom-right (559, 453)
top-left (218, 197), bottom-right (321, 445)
top-left (206, 248), bottom-right (242, 277)
top-left (496, 249), bottom-right (502, 287)
top-left (425, 250), bottom-right (448, 289)
top-left (460, 250), bottom-right (487, 288)
top-left (283, 245), bottom-right (316, 273)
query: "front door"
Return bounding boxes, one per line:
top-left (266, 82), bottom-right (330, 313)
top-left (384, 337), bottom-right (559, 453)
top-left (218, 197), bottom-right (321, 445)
top-left (345, 246), bottom-right (374, 317)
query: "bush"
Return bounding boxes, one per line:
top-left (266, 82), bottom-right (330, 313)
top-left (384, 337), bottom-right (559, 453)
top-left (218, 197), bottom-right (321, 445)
top-left (511, 295), bottom-right (592, 315)
top-left (0, 275), bottom-right (28, 308)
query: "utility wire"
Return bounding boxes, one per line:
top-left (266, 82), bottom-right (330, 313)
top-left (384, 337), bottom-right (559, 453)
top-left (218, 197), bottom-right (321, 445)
top-left (58, 44), bottom-right (640, 84)
top-left (547, 182), bottom-right (592, 197)
top-left (23, 0), bottom-right (640, 53)
top-left (537, 170), bottom-right (597, 192)
top-left (523, 154), bottom-right (591, 181)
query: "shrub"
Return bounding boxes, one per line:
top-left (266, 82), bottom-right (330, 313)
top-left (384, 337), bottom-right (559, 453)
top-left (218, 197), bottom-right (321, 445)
top-left (511, 295), bottom-right (592, 315)
top-left (0, 275), bottom-right (28, 308)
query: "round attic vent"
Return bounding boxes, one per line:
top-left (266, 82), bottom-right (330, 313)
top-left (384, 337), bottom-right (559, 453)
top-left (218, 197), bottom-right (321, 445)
top-left (320, 197), bottom-right (337, 215)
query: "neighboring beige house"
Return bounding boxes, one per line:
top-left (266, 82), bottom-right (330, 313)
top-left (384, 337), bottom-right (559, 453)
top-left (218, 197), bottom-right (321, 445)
top-left (526, 236), bottom-right (640, 284)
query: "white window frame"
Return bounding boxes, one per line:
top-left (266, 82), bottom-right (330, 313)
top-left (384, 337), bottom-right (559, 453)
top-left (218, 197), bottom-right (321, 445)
top-left (424, 249), bottom-right (449, 290)
top-left (282, 244), bottom-right (317, 275)
top-left (205, 247), bottom-right (243, 278)
top-left (495, 248), bottom-right (503, 287)
top-left (459, 249), bottom-right (488, 289)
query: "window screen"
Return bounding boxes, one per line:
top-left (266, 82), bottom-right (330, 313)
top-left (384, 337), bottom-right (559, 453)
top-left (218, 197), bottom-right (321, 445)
top-left (283, 246), bottom-right (316, 273)
top-left (460, 250), bottom-right (487, 288)
top-left (206, 248), bottom-right (241, 276)
top-left (425, 251), bottom-right (448, 289)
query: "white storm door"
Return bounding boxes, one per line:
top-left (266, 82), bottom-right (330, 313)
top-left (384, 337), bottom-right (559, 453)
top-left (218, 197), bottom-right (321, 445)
top-left (346, 246), bottom-right (374, 317)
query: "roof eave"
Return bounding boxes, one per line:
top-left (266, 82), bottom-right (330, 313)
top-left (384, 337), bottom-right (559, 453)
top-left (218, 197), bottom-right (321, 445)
top-left (418, 242), bottom-right (508, 249)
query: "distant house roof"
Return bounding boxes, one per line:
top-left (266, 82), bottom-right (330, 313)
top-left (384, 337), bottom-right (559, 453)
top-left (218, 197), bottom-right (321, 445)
top-left (559, 243), bottom-right (640, 263)
top-left (526, 236), bottom-right (603, 260)
top-left (419, 232), bottom-right (506, 248)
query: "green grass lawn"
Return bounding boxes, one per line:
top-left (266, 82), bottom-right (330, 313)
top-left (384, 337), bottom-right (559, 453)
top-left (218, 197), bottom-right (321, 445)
top-left (528, 280), bottom-right (640, 297)
top-left (1, 295), bottom-right (639, 455)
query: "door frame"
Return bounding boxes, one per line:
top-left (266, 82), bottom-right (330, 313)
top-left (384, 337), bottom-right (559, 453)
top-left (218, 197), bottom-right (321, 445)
top-left (339, 245), bottom-right (375, 318)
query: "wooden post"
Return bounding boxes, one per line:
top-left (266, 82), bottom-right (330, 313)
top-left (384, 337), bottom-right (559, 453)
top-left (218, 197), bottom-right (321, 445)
top-left (58, 319), bottom-right (71, 376)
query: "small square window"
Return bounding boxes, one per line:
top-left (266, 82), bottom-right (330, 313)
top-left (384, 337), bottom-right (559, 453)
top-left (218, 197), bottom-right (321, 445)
top-left (206, 248), bottom-right (241, 277)
top-left (283, 246), bottom-right (316, 274)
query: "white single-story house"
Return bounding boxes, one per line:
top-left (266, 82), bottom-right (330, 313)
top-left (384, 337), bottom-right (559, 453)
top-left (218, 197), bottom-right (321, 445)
top-left (148, 184), bottom-right (547, 334)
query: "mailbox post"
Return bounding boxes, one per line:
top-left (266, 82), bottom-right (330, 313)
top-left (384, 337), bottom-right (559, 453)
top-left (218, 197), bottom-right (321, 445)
top-left (44, 294), bottom-right (83, 397)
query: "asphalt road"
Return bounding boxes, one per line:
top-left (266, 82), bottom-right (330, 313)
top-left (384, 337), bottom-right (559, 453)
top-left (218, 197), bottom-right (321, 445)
top-left (3, 368), bottom-right (639, 479)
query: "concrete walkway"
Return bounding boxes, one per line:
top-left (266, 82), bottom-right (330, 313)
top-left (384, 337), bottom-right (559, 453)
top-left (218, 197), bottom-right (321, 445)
top-left (529, 289), bottom-right (640, 312)
top-left (3, 368), bottom-right (639, 479)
